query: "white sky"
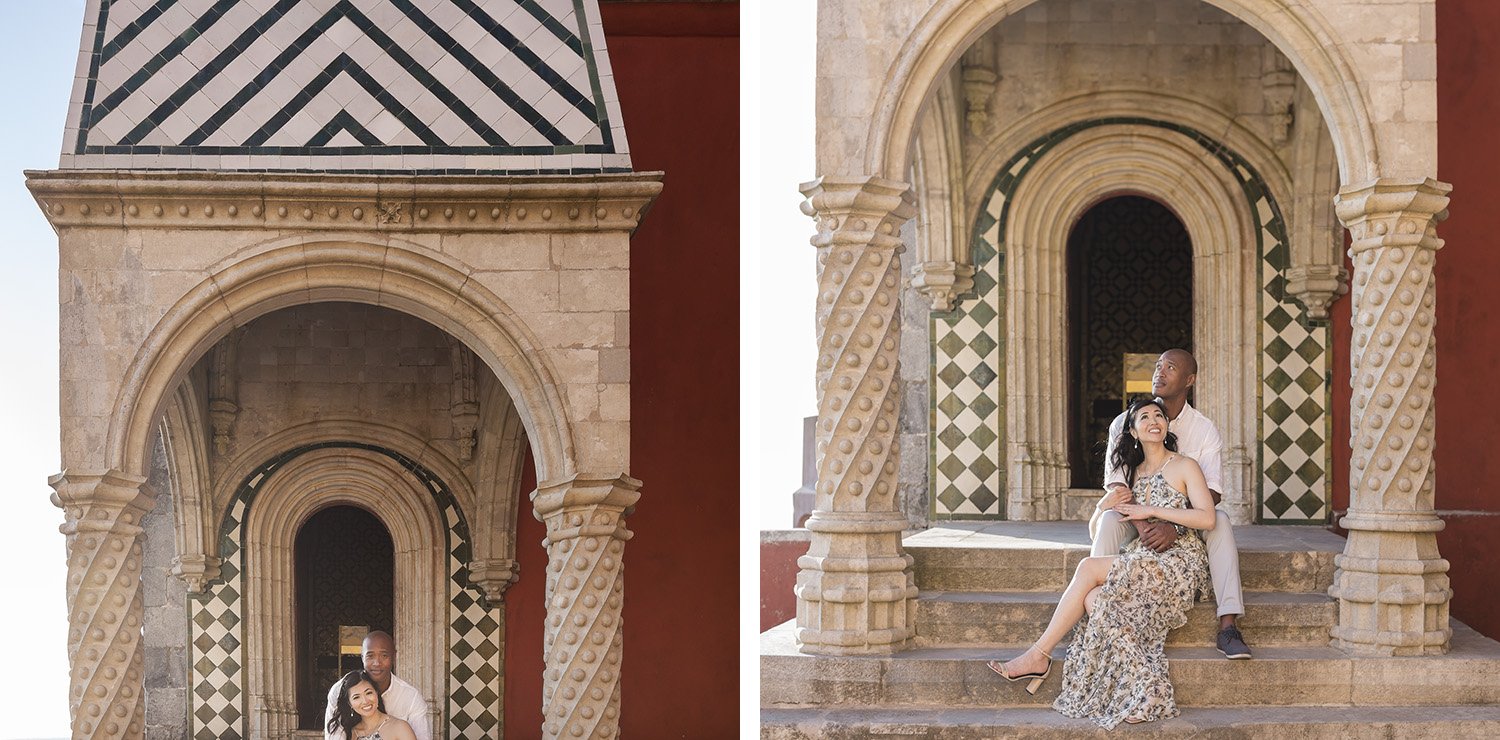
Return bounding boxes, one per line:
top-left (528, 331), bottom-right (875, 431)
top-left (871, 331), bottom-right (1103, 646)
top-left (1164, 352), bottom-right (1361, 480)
top-left (0, 2), bottom-right (84, 737)
top-left (0, 2), bottom-right (814, 737)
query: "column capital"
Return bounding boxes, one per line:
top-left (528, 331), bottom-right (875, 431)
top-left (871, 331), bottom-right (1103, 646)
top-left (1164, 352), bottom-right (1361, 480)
top-left (48, 469), bottom-right (153, 534)
top-left (910, 261), bottom-right (975, 312)
top-left (532, 473), bottom-right (641, 518)
top-left (1285, 264), bottom-right (1349, 322)
top-left (466, 558), bottom-right (521, 606)
top-left (799, 176), bottom-right (916, 249)
top-left (1335, 178), bottom-right (1451, 254)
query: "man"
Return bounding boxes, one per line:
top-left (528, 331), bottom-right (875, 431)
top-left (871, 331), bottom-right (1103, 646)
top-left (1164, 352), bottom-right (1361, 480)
top-left (1089, 348), bottom-right (1252, 660)
top-left (325, 631), bottom-right (432, 740)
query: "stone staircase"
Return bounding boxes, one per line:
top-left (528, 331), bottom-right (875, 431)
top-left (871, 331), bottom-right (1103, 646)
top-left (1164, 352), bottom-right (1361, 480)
top-left (761, 522), bottom-right (1500, 738)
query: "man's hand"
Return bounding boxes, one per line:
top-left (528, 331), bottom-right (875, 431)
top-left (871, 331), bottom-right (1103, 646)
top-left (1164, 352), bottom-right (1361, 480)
top-left (1136, 520), bottom-right (1179, 552)
top-left (1098, 484), bottom-right (1132, 511)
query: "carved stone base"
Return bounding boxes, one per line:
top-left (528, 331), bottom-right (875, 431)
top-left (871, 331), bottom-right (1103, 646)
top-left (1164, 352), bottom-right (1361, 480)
top-left (794, 511), bottom-right (917, 655)
top-left (1329, 518), bottom-right (1451, 656)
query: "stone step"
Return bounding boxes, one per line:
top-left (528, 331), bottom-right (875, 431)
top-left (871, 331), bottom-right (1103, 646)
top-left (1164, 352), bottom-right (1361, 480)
top-left (905, 522), bottom-right (1342, 593)
top-left (761, 621), bottom-right (1500, 709)
top-left (914, 590), bottom-right (1335, 648)
top-left (760, 705), bottom-right (1500, 739)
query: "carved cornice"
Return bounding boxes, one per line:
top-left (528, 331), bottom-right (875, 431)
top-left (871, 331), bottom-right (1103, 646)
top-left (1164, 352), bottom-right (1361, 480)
top-left (25, 170), bottom-right (664, 234)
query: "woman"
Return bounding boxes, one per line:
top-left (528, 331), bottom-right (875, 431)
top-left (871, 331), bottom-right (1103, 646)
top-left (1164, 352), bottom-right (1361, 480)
top-left (988, 398), bottom-right (1215, 728)
top-left (327, 670), bottom-right (418, 740)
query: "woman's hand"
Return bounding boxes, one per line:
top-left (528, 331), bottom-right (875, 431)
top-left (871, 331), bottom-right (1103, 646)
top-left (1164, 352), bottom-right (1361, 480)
top-left (1114, 502), bottom-right (1157, 521)
top-left (1098, 485), bottom-right (1132, 511)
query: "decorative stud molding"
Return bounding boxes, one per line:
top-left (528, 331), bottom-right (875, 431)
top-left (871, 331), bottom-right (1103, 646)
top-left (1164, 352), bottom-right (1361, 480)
top-left (1329, 177), bottom-right (1452, 656)
top-left (795, 176), bottom-right (918, 655)
top-left (27, 170), bottom-right (663, 234)
top-left (531, 473), bottom-right (640, 740)
top-left (1285, 263), bottom-right (1349, 322)
top-left (910, 261), bottom-right (975, 312)
top-left (49, 469), bottom-right (154, 740)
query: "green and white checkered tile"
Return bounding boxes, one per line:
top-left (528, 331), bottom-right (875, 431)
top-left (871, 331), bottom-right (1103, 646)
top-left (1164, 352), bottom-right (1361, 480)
top-left (442, 486), bottom-right (503, 737)
top-left (932, 117), bottom-right (1330, 523)
top-left (190, 497), bottom-right (246, 740)
top-left (1260, 256), bottom-right (1331, 522)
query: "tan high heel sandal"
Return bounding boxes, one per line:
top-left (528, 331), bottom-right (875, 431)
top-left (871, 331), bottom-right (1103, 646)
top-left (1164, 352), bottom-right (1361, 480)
top-left (986, 647), bottom-right (1053, 695)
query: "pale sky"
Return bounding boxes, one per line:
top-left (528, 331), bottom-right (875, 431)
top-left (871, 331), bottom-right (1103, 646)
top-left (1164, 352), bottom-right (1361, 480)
top-left (0, 2), bottom-right (84, 737)
top-left (0, 2), bottom-right (814, 737)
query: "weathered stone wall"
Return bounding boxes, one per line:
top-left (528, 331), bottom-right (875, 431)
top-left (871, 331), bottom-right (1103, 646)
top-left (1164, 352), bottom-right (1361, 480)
top-left (141, 434), bottom-right (187, 740)
top-left (222, 302), bottom-right (467, 462)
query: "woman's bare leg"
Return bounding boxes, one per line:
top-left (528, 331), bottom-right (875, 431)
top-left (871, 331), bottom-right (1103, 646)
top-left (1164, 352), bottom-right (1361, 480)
top-left (997, 556), bottom-right (1114, 676)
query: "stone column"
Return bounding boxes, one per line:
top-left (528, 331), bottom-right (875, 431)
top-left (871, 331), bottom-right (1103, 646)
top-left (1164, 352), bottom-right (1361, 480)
top-left (1330, 178), bottom-right (1452, 655)
top-left (50, 470), bottom-right (155, 740)
top-left (531, 473), bottom-right (640, 739)
top-left (794, 176), bottom-right (919, 655)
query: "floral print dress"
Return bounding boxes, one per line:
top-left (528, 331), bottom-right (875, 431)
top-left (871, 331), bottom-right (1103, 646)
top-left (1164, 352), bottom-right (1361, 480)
top-left (1053, 461), bottom-right (1211, 728)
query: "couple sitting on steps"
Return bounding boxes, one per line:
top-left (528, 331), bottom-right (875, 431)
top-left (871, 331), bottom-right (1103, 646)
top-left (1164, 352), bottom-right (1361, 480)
top-left (989, 348), bottom-right (1252, 729)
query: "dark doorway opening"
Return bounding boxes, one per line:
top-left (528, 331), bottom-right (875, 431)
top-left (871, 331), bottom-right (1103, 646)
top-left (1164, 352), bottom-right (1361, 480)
top-left (295, 505), bottom-right (395, 730)
top-left (1066, 195), bottom-right (1194, 488)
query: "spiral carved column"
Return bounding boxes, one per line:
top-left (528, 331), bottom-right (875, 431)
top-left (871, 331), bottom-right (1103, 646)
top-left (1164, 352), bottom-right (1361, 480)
top-left (1330, 178), bottom-right (1452, 655)
top-left (532, 473), bottom-right (639, 739)
top-left (50, 470), bottom-right (155, 740)
top-left (794, 176), bottom-right (919, 655)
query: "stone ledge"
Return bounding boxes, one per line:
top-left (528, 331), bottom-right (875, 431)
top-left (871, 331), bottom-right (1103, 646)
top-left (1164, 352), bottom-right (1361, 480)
top-left (25, 169), bottom-right (664, 234)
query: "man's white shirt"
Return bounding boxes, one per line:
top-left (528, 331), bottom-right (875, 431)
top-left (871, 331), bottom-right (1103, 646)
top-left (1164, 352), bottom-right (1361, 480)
top-left (1103, 401), bottom-right (1224, 492)
top-left (324, 673), bottom-right (431, 740)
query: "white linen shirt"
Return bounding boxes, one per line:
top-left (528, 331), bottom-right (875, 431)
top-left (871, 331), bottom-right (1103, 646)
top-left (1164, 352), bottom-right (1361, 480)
top-left (324, 673), bottom-right (431, 740)
top-left (1103, 400), bottom-right (1224, 494)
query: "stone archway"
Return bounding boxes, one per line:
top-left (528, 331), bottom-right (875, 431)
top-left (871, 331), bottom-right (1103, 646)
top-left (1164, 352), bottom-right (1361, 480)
top-left (35, 170), bottom-right (659, 738)
top-left (798, 0), bottom-right (1450, 659)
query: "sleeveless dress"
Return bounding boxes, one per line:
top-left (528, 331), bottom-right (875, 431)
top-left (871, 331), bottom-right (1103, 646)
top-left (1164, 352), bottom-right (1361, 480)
top-left (1053, 462), bottom-right (1211, 728)
top-left (354, 717), bottom-right (388, 740)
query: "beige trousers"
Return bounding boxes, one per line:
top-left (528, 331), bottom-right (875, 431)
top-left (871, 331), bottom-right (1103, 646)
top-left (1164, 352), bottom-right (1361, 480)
top-left (1089, 508), bottom-right (1244, 618)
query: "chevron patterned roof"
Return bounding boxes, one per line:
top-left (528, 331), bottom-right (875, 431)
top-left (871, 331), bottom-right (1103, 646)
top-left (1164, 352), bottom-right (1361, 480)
top-left (60, 0), bottom-right (632, 173)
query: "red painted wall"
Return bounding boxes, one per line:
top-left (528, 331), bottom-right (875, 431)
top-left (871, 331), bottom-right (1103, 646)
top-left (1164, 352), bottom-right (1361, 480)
top-left (1432, 0), bottom-right (1500, 641)
top-left (760, 539), bottom-right (811, 632)
top-left (504, 4), bottom-right (739, 738)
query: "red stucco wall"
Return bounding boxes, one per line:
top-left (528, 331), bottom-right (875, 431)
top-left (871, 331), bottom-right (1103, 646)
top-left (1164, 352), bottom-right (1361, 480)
top-left (761, 539), bottom-right (811, 632)
top-left (1432, 0), bottom-right (1500, 642)
top-left (504, 4), bottom-right (739, 738)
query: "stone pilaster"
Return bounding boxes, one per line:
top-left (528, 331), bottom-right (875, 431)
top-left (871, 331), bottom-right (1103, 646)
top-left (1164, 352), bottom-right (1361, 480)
top-left (50, 470), bottom-right (155, 740)
top-left (1330, 178), bottom-right (1452, 655)
top-left (531, 473), bottom-right (639, 739)
top-left (795, 176), bottom-right (919, 655)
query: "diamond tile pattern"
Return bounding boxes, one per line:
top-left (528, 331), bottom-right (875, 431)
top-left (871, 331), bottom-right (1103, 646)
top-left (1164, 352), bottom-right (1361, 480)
top-left (188, 442), bottom-right (501, 738)
top-left (65, 0), bottom-right (630, 173)
top-left (929, 117), bottom-right (1329, 523)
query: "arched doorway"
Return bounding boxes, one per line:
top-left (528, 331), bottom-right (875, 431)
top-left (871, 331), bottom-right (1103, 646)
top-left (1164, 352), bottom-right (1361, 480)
top-left (1066, 196), bottom-right (1194, 487)
top-left (294, 505), bottom-right (395, 730)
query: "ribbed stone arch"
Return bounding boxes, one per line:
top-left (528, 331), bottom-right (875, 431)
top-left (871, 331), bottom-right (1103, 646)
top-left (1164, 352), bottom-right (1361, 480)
top-left (240, 446), bottom-right (449, 738)
top-left (866, 0), bottom-right (1378, 183)
top-left (188, 441), bottom-right (503, 739)
top-left (107, 240), bottom-right (576, 485)
top-left (1000, 123), bottom-right (1259, 521)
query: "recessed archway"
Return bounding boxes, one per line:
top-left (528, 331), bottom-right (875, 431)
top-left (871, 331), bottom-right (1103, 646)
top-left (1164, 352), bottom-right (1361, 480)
top-left (866, 0), bottom-right (1377, 183)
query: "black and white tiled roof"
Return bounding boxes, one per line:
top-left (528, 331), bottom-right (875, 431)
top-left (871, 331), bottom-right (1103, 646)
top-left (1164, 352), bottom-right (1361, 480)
top-left (61, 0), bottom-right (631, 173)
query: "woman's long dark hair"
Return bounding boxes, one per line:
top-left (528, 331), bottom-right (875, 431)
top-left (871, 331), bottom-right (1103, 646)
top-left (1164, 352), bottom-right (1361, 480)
top-left (1110, 398), bottom-right (1179, 489)
top-left (328, 669), bottom-right (386, 737)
